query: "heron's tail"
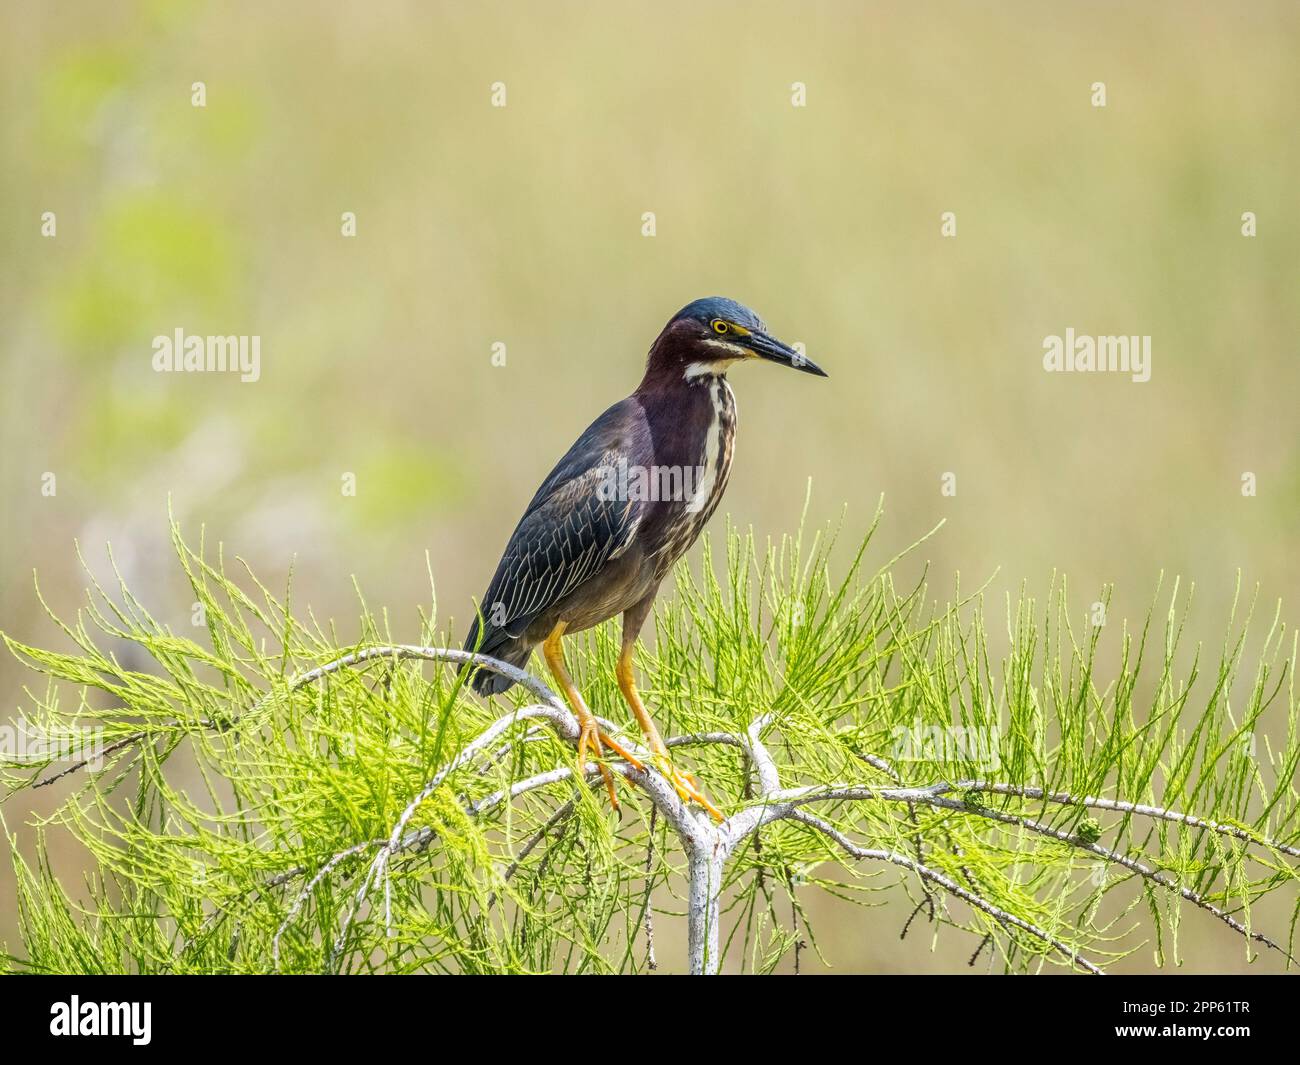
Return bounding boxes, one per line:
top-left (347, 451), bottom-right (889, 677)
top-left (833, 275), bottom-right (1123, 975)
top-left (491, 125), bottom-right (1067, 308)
top-left (463, 619), bottom-right (533, 696)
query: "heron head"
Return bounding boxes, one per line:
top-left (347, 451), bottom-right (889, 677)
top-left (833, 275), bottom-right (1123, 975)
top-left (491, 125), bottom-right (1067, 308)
top-left (647, 296), bottom-right (827, 382)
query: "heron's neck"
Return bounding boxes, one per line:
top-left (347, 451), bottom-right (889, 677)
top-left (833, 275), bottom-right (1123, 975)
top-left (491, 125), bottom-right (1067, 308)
top-left (683, 359), bottom-right (738, 381)
top-left (639, 336), bottom-right (735, 392)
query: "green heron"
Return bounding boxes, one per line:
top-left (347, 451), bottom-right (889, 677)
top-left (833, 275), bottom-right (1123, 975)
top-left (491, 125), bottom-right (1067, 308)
top-left (464, 297), bottom-right (826, 818)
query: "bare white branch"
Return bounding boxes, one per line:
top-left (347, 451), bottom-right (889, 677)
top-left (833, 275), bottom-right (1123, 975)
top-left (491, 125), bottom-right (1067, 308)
top-left (744, 713), bottom-right (780, 796)
top-left (731, 779), bottom-right (1300, 861)
top-left (787, 810), bottom-right (1105, 975)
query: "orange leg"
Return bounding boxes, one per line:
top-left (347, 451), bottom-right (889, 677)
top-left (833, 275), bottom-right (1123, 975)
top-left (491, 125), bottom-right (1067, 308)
top-left (616, 640), bottom-right (723, 822)
top-left (542, 622), bottom-right (643, 809)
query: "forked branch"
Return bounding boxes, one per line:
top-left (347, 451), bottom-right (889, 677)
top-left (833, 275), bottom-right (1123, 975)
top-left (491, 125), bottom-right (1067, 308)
top-left (268, 647), bottom-right (1298, 975)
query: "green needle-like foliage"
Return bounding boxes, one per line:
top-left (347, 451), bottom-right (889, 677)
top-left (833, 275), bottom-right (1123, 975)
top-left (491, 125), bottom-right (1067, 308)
top-left (2, 507), bottom-right (1298, 974)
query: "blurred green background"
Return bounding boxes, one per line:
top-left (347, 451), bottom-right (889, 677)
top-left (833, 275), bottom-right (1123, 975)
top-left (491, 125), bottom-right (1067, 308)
top-left (2, 0), bottom-right (1297, 972)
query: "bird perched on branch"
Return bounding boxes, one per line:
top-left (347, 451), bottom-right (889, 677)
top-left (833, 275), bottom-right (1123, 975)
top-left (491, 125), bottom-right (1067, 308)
top-left (464, 297), bottom-right (827, 819)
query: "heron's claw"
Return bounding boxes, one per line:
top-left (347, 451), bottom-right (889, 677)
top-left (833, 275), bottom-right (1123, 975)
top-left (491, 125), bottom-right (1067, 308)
top-left (652, 753), bottom-right (724, 822)
top-left (576, 721), bottom-right (645, 810)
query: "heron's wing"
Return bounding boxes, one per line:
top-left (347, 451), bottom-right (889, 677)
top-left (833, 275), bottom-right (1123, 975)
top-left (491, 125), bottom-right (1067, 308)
top-left (470, 399), bottom-right (649, 645)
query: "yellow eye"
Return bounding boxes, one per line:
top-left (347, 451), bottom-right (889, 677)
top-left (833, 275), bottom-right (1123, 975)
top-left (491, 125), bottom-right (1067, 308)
top-left (712, 320), bottom-right (729, 334)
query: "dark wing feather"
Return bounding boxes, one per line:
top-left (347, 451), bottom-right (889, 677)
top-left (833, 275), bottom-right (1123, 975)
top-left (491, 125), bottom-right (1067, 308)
top-left (481, 457), bottom-right (641, 633)
top-left (464, 398), bottom-right (649, 675)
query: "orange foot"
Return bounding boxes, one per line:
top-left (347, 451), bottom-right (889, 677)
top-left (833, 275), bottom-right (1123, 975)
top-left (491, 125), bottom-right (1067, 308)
top-left (652, 752), bottom-right (724, 821)
top-left (576, 721), bottom-right (645, 809)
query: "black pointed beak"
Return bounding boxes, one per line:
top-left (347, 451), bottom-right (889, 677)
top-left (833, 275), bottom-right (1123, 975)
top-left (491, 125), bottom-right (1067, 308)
top-left (748, 332), bottom-right (828, 377)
